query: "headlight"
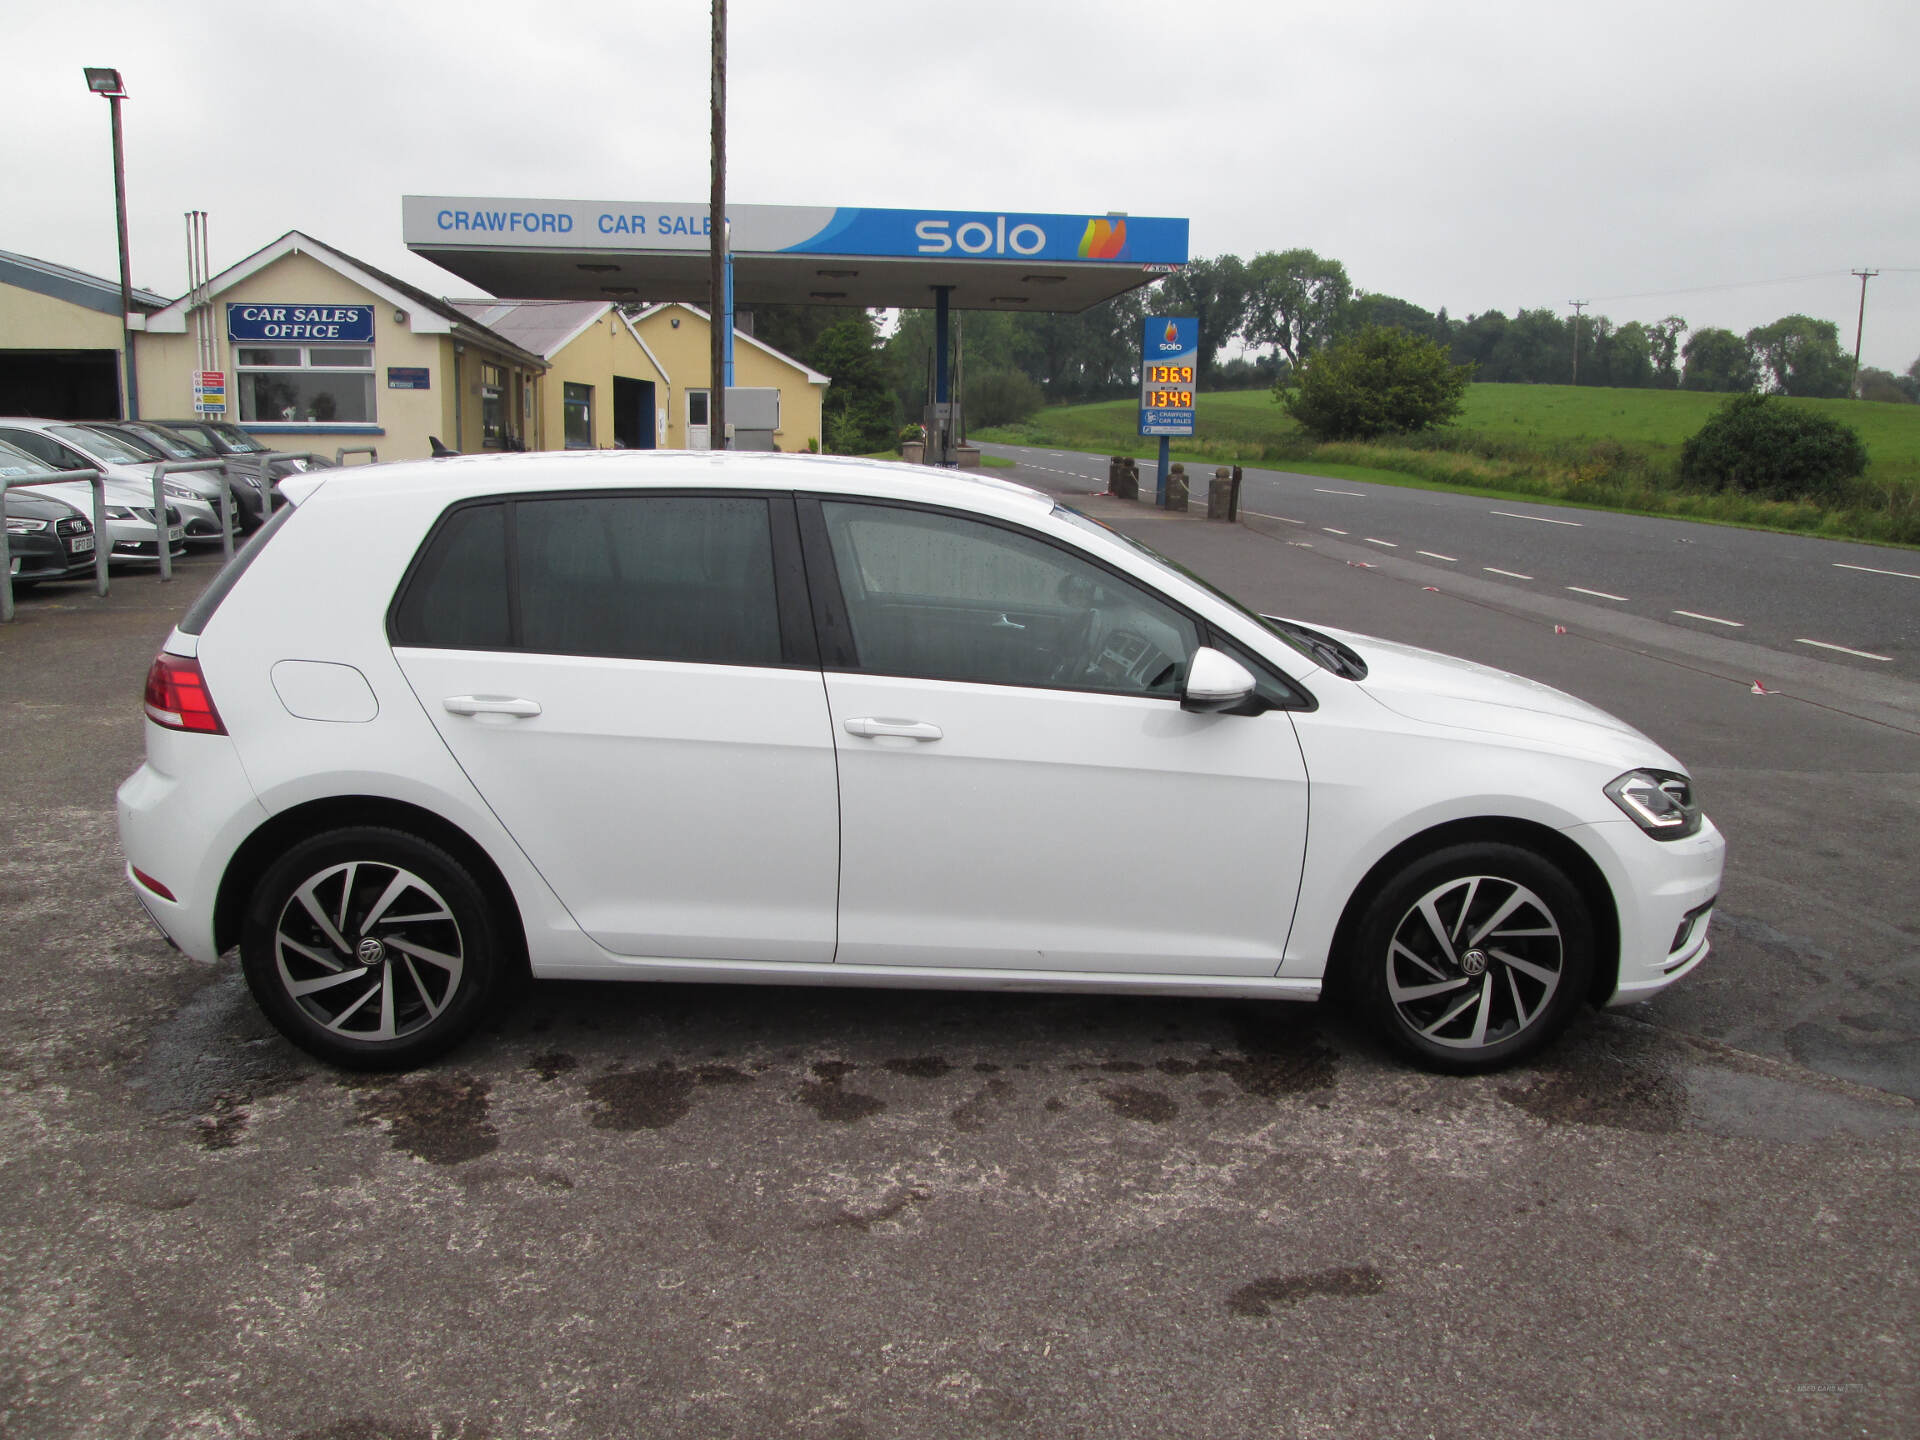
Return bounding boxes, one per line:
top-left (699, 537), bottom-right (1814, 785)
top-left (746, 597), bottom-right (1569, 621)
top-left (1605, 769), bottom-right (1702, 839)
top-left (164, 483), bottom-right (196, 500)
top-left (105, 505), bottom-right (134, 519)
top-left (6, 517), bottom-right (49, 534)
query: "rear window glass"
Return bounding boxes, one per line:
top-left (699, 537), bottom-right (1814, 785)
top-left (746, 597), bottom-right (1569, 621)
top-left (179, 502), bottom-right (297, 635)
top-left (389, 503), bottom-right (511, 650)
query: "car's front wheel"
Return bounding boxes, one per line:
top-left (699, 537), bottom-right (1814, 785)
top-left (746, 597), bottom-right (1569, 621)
top-left (240, 827), bottom-right (501, 1071)
top-left (1350, 842), bottom-right (1594, 1073)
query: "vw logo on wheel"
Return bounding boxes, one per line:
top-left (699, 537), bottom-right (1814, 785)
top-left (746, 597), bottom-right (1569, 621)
top-left (355, 936), bottom-right (387, 967)
top-left (1460, 948), bottom-right (1489, 977)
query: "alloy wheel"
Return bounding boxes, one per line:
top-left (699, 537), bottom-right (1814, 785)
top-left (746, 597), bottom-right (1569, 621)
top-left (272, 861), bottom-right (466, 1043)
top-left (1384, 875), bottom-right (1564, 1051)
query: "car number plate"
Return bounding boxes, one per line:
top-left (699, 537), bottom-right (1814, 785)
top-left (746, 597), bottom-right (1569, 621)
top-left (71, 535), bottom-right (95, 553)
top-left (168, 526), bottom-right (185, 542)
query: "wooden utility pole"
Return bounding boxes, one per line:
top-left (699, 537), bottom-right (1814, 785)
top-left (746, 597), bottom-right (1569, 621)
top-left (1849, 269), bottom-right (1878, 397)
top-left (709, 0), bottom-right (726, 448)
top-left (1569, 300), bottom-right (1588, 386)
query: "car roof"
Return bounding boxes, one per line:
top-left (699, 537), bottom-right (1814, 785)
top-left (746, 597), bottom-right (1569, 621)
top-left (282, 449), bottom-right (1057, 519)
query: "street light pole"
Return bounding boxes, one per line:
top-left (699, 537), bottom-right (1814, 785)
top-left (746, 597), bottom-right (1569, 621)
top-left (84, 67), bottom-right (138, 420)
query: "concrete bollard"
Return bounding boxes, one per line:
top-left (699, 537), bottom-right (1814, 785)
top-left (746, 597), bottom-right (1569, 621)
top-left (1112, 458), bottom-right (1138, 500)
top-left (1166, 463), bottom-right (1188, 512)
top-left (1208, 468), bottom-right (1233, 520)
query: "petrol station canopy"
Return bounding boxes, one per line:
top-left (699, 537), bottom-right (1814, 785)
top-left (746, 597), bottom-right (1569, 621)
top-left (403, 197), bottom-right (1188, 313)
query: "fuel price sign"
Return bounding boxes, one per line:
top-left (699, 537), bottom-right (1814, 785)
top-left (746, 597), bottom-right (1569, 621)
top-left (1139, 316), bottom-right (1197, 436)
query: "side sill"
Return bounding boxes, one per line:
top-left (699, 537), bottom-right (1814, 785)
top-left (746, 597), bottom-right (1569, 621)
top-left (526, 955), bottom-right (1324, 1002)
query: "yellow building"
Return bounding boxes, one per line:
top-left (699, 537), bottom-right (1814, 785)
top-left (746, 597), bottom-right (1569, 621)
top-left (0, 248), bottom-right (167, 418)
top-left (454, 298), bottom-right (828, 452)
top-left (136, 231), bottom-right (546, 463)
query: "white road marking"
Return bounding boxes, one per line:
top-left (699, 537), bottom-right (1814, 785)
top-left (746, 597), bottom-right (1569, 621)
top-left (1566, 585), bottom-right (1630, 602)
top-left (1834, 562), bottom-right (1920, 580)
top-left (1491, 510), bottom-right (1583, 527)
top-left (1484, 567), bottom-right (1534, 580)
top-left (1796, 638), bottom-right (1893, 662)
top-left (1673, 610), bottom-right (1744, 627)
top-left (1364, 538), bottom-right (1398, 547)
top-left (1315, 487), bottom-right (1365, 496)
top-left (1417, 550), bottom-right (1458, 562)
top-left (1243, 510), bottom-right (1304, 523)
top-left (1323, 527), bottom-right (1349, 535)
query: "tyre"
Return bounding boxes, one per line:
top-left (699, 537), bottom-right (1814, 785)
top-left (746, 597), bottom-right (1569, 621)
top-left (1349, 841), bottom-right (1594, 1073)
top-left (240, 827), bottom-right (501, 1071)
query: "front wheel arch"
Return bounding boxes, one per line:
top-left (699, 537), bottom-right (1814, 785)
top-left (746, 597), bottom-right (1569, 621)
top-left (215, 795), bottom-right (529, 980)
top-left (1324, 817), bottom-right (1619, 1009)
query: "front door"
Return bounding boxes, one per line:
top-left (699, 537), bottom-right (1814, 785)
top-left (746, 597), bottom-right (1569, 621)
top-left (809, 498), bottom-right (1309, 976)
top-left (686, 389), bottom-right (710, 451)
top-left (390, 492), bottom-right (837, 962)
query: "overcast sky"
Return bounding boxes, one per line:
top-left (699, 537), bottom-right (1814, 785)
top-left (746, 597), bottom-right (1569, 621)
top-left (11, 0), bottom-right (1919, 370)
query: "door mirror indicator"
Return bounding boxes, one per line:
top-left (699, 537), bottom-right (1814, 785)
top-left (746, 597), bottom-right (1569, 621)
top-left (1182, 647), bottom-right (1258, 713)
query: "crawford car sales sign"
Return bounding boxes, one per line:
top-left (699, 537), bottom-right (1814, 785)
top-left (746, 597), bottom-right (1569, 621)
top-left (227, 304), bottom-right (375, 343)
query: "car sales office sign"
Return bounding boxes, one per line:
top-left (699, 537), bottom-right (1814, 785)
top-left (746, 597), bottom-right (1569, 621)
top-left (1139, 316), bottom-right (1197, 436)
top-left (227, 304), bottom-right (375, 343)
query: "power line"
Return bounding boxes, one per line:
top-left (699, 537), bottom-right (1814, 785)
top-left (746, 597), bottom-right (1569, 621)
top-left (1581, 270), bottom-right (1848, 304)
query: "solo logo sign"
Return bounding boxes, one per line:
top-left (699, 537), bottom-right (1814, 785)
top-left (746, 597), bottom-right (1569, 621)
top-left (914, 216), bottom-right (1049, 256)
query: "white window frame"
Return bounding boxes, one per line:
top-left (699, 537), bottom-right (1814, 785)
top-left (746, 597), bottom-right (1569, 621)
top-left (234, 343), bottom-right (377, 426)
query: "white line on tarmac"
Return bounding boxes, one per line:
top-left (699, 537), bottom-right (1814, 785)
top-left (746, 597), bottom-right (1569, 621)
top-left (1492, 510), bottom-right (1582, 526)
top-left (1484, 567), bottom-right (1534, 580)
top-left (1566, 586), bottom-right (1630, 601)
top-left (1834, 562), bottom-right (1920, 580)
top-left (1324, 527), bottom-right (1349, 535)
top-left (1364, 538), bottom-right (1398, 547)
top-left (1417, 550), bottom-right (1458, 562)
top-left (1796, 638), bottom-right (1893, 661)
top-left (1315, 488), bottom-right (1366, 496)
top-left (1673, 610), bottom-right (1744, 627)
top-left (1243, 510), bottom-right (1304, 523)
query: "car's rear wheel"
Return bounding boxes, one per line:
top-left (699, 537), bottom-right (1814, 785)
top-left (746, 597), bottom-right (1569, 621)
top-left (1350, 842), bottom-right (1594, 1073)
top-left (240, 827), bottom-right (500, 1071)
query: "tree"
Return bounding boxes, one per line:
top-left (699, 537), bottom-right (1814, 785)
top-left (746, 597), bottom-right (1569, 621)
top-left (1854, 367), bottom-right (1916, 404)
top-left (741, 304), bottom-right (839, 367)
top-left (1346, 291), bottom-right (1443, 344)
top-left (810, 312), bottom-right (896, 453)
top-left (1681, 328), bottom-right (1760, 393)
top-left (965, 368), bottom-right (1046, 427)
top-left (1648, 316), bottom-right (1687, 389)
top-left (1276, 325), bottom-right (1472, 440)
top-left (1153, 254), bottom-right (1249, 383)
top-left (1601, 320), bottom-right (1656, 389)
top-left (1745, 314), bottom-right (1851, 398)
top-left (1679, 394), bottom-right (1867, 499)
top-left (1245, 249), bottom-right (1352, 368)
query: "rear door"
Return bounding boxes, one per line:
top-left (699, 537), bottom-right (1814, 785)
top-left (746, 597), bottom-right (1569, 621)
top-left (391, 490), bottom-right (840, 963)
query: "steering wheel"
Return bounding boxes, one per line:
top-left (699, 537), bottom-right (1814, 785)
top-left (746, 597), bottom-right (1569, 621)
top-left (1049, 606), bottom-right (1102, 684)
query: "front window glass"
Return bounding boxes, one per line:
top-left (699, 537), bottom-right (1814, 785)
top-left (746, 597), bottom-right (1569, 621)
top-left (237, 345), bottom-right (376, 424)
top-left (562, 383), bottom-right (593, 449)
top-left (516, 495), bottom-right (781, 665)
top-left (820, 501), bottom-right (1197, 695)
top-left (52, 425), bottom-right (150, 463)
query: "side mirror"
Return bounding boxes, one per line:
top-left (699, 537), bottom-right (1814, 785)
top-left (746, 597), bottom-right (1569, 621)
top-left (1182, 646), bottom-right (1258, 713)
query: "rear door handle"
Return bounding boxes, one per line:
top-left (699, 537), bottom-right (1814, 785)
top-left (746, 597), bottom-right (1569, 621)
top-left (844, 716), bottom-right (943, 741)
top-left (444, 695), bottom-right (543, 718)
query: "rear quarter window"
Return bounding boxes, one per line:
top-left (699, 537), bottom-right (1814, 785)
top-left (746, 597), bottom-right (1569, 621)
top-left (389, 503), bottom-right (511, 650)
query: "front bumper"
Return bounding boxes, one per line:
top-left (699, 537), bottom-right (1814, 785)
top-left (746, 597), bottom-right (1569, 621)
top-left (1576, 814), bottom-right (1726, 1005)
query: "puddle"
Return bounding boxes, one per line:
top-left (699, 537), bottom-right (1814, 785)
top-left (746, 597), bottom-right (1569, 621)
top-left (585, 1064), bottom-right (695, 1130)
top-left (352, 1075), bottom-right (499, 1164)
top-left (1099, 1083), bottom-right (1178, 1123)
top-left (796, 1060), bottom-right (886, 1123)
top-left (882, 1056), bottom-right (953, 1079)
top-left (1228, 1264), bottom-right (1385, 1316)
top-left (951, 1076), bottom-right (1015, 1132)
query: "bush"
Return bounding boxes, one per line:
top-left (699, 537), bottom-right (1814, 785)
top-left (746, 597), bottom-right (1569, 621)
top-left (965, 369), bottom-right (1046, 428)
top-left (1678, 395), bottom-right (1868, 500)
top-left (1277, 326), bottom-right (1471, 440)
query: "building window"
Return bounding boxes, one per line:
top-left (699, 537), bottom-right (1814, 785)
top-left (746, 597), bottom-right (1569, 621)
top-left (481, 363), bottom-right (508, 449)
top-left (236, 345), bottom-right (375, 424)
top-left (563, 383), bottom-right (594, 449)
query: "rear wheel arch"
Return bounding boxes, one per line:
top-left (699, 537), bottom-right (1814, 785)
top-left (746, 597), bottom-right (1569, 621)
top-left (214, 795), bottom-right (529, 975)
top-left (1324, 816), bottom-right (1620, 1009)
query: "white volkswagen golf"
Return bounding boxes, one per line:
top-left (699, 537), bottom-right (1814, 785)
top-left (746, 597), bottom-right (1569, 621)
top-left (117, 452), bottom-right (1723, 1073)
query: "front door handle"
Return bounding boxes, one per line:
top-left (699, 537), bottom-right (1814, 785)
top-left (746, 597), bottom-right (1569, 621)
top-left (844, 716), bottom-right (943, 741)
top-left (444, 695), bottom-right (543, 718)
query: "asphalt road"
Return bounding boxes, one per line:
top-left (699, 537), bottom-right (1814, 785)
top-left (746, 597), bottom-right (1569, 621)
top-left (1, 531), bottom-right (1915, 1439)
top-left (981, 443), bottom-right (1920, 680)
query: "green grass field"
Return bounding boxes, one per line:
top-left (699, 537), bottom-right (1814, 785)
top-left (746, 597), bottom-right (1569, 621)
top-left (975, 385), bottom-right (1920, 546)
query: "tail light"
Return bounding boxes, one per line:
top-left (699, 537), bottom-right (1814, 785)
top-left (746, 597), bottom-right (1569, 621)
top-left (144, 652), bottom-right (227, 734)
